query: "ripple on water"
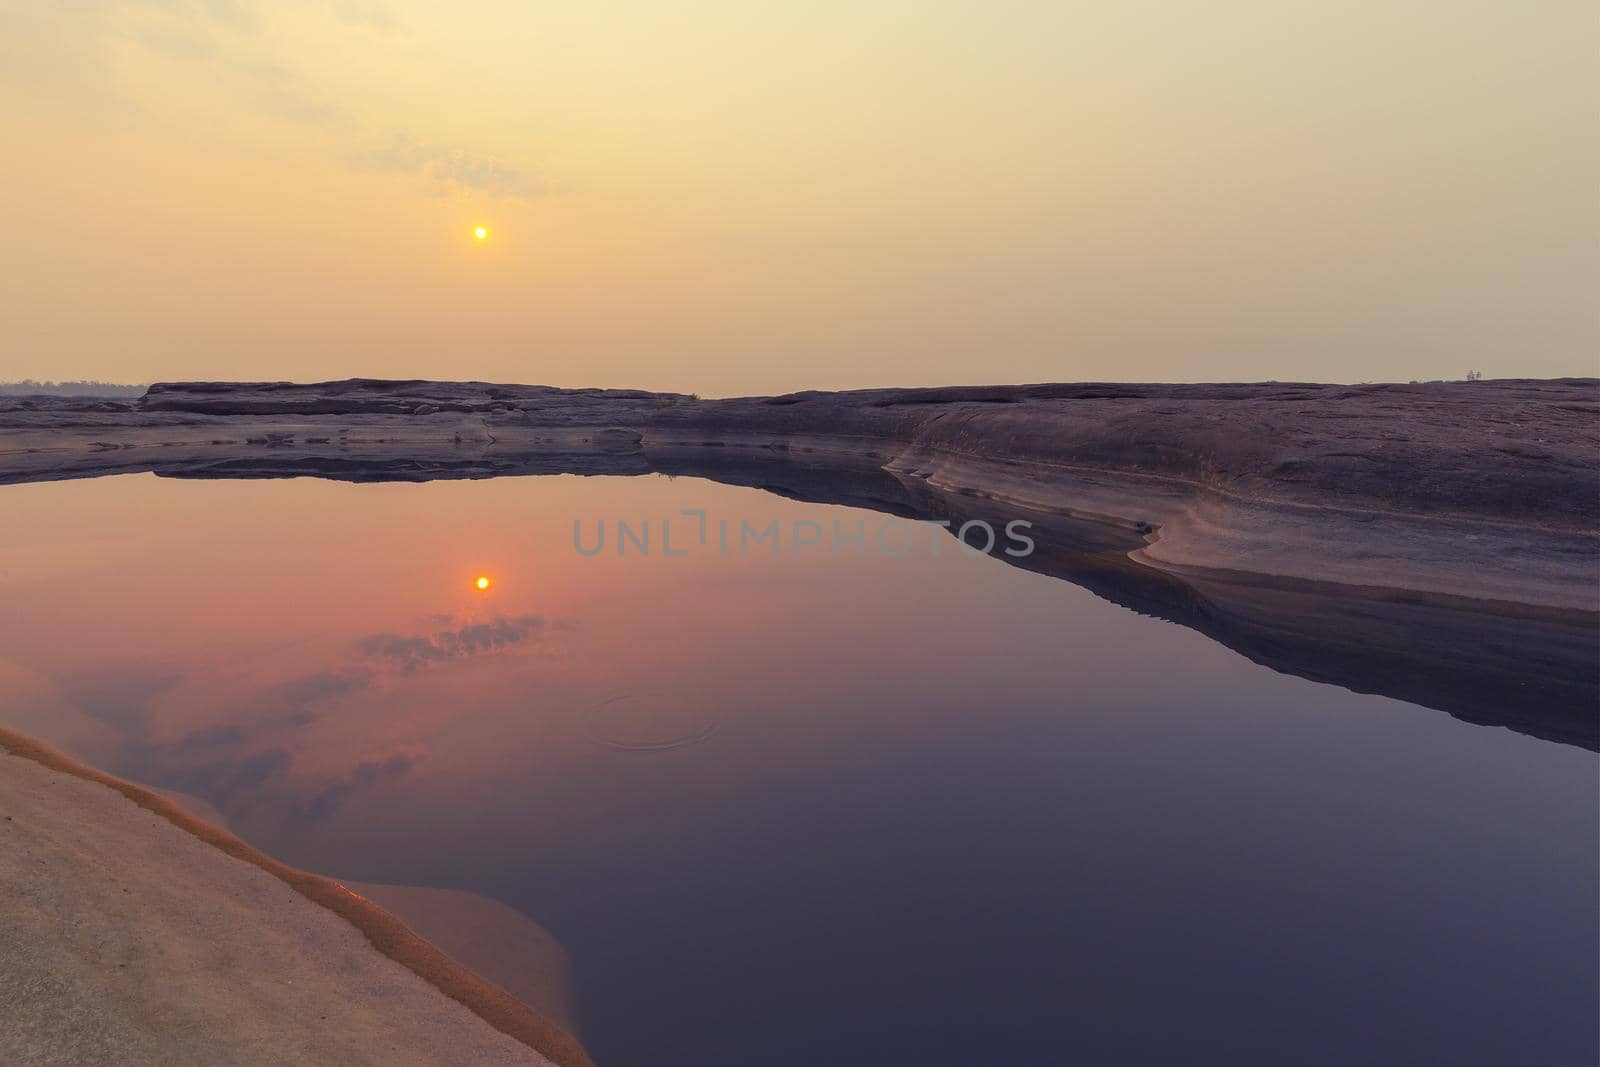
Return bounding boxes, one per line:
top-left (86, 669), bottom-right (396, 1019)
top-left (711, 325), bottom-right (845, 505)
top-left (585, 693), bottom-right (720, 753)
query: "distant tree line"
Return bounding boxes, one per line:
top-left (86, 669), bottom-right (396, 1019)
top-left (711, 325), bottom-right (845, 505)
top-left (0, 379), bottom-right (146, 397)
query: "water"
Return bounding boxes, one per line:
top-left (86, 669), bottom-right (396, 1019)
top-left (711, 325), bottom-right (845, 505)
top-left (1, 473), bottom-right (1594, 1066)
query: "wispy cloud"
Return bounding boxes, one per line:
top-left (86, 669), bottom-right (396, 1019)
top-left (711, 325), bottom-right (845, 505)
top-left (0, 0), bottom-right (540, 199)
top-left (167, 744), bottom-right (295, 805)
top-left (360, 614), bottom-right (556, 671)
top-left (272, 667), bottom-right (372, 710)
top-left (299, 746), bottom-right (423, 822)
top-left (356, 132), bottom-right (546, 200)
top-left (234, 57), bottom-right (347, 126)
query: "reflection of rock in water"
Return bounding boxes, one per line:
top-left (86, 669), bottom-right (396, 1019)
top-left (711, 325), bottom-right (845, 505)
top-left (586, 693), bottom-right (719, 753)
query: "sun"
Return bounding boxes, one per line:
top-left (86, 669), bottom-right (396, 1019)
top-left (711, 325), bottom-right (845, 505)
top-left (473, 226), bottom-right (489, 241)
top-left (474, 575), bottom-right (492, 591)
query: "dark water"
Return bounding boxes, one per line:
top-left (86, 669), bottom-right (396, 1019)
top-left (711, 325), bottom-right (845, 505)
top-left (2, 473), bottom-right (1594, 1066)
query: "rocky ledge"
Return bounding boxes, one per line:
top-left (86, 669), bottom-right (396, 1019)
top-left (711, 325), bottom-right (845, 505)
top-left (2, 377), bottom-right (1596, 747)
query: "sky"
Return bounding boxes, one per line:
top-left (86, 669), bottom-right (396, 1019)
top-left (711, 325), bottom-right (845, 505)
top-left (0, 0), bottom-right (1593, 396)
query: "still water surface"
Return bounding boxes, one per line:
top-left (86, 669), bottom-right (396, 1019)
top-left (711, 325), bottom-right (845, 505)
top-left (1, 473), bottom-right (1595, 1066)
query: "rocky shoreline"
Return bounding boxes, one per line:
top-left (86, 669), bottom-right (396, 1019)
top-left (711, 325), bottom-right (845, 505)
top-left (2, 377), bottom-right (1596, 747)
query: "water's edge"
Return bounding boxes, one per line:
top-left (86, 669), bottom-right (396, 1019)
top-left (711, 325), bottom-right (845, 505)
top-left (3, 383), bottom-right (1595, 748)
top-left (0, 726), bottom-right (594, 1067)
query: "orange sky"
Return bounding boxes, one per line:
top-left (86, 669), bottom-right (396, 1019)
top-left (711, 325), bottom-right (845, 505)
top-left (0, 1), bottom-right (1594, 395)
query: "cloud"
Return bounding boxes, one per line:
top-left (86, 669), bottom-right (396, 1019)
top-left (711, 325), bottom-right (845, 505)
top-left (171, 723), bottom-right (249, 750)
top-left (356, 132), bottom-right (546, 200)
top-left (179, 667), bottom-right (372, 744)
top-left (234, 58), bottom-right (347, 125)
top-left (272, 667), bottom-right (372, 711)
top-left (167, 744), bottom-right (295, 803)
top-left (57, 669), bottom-right (182, 737)
top-left (323, 0), bottom-right (398, 33)
top-left (2, 1), bottom-right (539, 200)
top-left (299, 747), bottom-right (422, 822)
top-left (360, 614), bottom-right (550, 671)
top-left (167, 740), bottom-right (416, 823)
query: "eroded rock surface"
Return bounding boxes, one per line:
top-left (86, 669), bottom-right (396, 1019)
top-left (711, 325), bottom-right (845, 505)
top-left (2, 377), bottom-right (1595, 747)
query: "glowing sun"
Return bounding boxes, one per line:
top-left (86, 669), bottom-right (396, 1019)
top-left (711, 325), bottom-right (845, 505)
top-left (473, 226), bottom-right (489, 241)
top-left (474, 575), bottom-right (492, 591)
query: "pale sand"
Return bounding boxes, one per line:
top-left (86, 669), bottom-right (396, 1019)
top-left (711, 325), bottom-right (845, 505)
top-left (0, 730), bottom-right (593, 1067)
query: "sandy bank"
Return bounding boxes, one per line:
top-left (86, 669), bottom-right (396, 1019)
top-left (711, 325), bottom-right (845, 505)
top-left (0, 728), bottom-right (592, 1067)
